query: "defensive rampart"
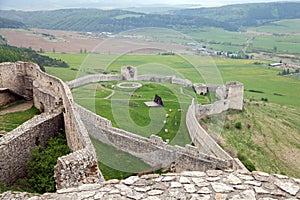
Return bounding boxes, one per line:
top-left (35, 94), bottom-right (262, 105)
top-left (75, 103), bottom-right (233, 172)
top-left (0, 112), bottom-right (63, 185)
top-left (0, 62), bottom-right (102, 189)
top-left (186, 99), bottom-right (232, 161)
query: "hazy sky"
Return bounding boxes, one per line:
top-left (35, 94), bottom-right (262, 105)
top-left (0, 0), bottom-right (299, 10)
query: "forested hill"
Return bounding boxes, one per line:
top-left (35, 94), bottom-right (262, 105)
top-left (0, 2), bottom-right (300, 33)
top-left (0, 8), bottom-right (236, 32)
top-left (0, 17), bottom-right (25, 28)
top-left (0, 45), bottom-right (69, 71)
top-left (171, 2), bottom-right (300, 27)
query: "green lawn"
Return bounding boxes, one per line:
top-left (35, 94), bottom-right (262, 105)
top-left (90, 136), bottom-right (151, 179)
top-left (0, 105), bottom-right (40, 133)
top-left (74, 81), bottom-right (205, 146)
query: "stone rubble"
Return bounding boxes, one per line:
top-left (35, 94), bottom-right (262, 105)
top-left (1, 170), bottom-right (300, 200)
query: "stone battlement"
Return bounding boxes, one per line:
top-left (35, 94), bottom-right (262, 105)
top-left (1, 170), bottom-right (299, 199)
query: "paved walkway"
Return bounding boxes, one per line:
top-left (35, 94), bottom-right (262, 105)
top-left (1, 170), bottom-right (299, 199)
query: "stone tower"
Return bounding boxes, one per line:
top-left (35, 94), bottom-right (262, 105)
top-left (226, 81), bottom-right (244, 110)
top-left (121, 66), bottom-right (137, 81)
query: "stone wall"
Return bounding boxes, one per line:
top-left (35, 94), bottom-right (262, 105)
top-left (75, 103), bottom-right (232, 172)
top-left (67, 74), bottom-right (122, 89)
top-left (226, 81), bottom-right (244, 110)
top-left (0, 62), bottom-right (102, 189)
top-left (0, 113), bottom-right (63, 185)
top-left (196, 100), bottom-right (229, 117)
top-left (186, 99), bottom-right (233, 162)
top-left (3, 170), bottom-right (300, 200)
top-left (137, 75), bottom-right (173, 83)
top-left (0, 89), bottom-right (22, 107)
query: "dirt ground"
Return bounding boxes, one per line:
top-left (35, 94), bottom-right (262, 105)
top-left (0, 101), bottom-right (33, 115)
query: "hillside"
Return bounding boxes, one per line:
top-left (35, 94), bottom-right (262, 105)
top-left (0, 45), bottom-right (69, 71)
top-left (202, 100), bottom-right (300, 178)
top-left (0, 17), bottom-right (25, 29)
top-left (0, 8), bottom-right (235, 32)
top-left (172, 2), bottom-right (300, 28)
top-left (1, 2), bottom-right (300, 33)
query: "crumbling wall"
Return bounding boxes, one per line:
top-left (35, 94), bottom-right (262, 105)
top-left (0, 113), bottom-right (63, 185)
top-left (186, 99), bottom-right (232, 161)
top-left (0, 89), bottom-right (22, 107)
top-left (0, 62), bottom-right (102, 189)
top-left (67, 74), bottom-right (121, 89)
top-left (226, 81), bottom-right (244, 110)
top-left (75, 103), bottom-right (232, 172)
top-left (137, 75), bottom-right (173, 82)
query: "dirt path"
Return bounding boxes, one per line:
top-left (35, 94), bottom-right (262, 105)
top-left (0, 101), bottom-right (33, 115)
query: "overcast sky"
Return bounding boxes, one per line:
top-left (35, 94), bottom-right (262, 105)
top-left (0, 0), bottom-right (299, 10)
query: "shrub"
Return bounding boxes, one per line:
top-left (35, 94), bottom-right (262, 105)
top-left (237, 152), bottom-right (256, 172)
top-left (235, 121), bottom-right (242, 130)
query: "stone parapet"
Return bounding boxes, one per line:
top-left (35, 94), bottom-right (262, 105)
top-left (2, 170), bottom-right (299, 200)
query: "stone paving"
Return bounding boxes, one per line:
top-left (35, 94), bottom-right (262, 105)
top-left (1, 170), bottom-right (300, 200)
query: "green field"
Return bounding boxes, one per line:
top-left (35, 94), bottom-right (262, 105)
top-left (73, 81), bottom-right (209, 146)
top-left (46, 53), bottom-right (300, 107)
top-left (0, 104), bottom-right (40, 133)
top-left (249, 19), bottom-right (300, 34)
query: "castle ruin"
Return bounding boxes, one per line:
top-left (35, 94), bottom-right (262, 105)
top-left (0, 62), bottom-right (299, 199)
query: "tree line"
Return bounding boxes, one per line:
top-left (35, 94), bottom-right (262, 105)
top-left (0, 45), bottom-right (69, 71)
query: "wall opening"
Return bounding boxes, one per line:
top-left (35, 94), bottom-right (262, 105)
top-left (40, 102), bottom-right (45, 113)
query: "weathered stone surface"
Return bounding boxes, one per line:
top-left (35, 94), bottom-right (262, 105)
top-left (224, 174), bottom-right (242, 185)
top-left (197, 187), bottom-right (211, 194)
top-left (147, 190), bottom-right (164, 196)
top-left (254, 186), bottom-right (270, 194)
top-left (170, 182), bottom-right (182, 188)
top-left (122, 176), bottom-right (140, 185)
top-left (162, 176), bottom-right (176, 182)
top-left (275, 180), bottom-right (300, 195)
top-left (184, 184), bottom-right (197, 193)
top-left (245, 180), bottom-right (262, 186)
top-left (179, 176), bottom-right (191, 184)
top-left (231, 190), bottom-right (256, 200)
top-left (215, 193), bottom-right (227, 200)
top-left (207, 170), bottom-right (223, 177)
top-left (211, 183), bottom-right (234, 193)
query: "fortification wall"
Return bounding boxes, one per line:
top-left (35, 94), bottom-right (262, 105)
top-left (226, 81), bottom-right (244, 110)
top-left (137, 75), bottom-right (173, 82)
top-left (0, 62), bottom-right (102, 189)
top-left (67, 74), bottom-right (122, 89)
top-left (0, 113), bottom-right (63, 185)
top-left (75, 104), bottom-right (232, 172)
top-left (186, 99), bottom-right (232, 161)
top-left (0, 89), bottom-right (21, 107)
top-left (196, 100), bottom-right (229, 117)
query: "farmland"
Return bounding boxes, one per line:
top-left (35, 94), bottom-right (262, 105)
top-left (45, 53), bottom-right (300, 108)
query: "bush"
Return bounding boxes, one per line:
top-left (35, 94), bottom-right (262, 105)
top-left (237, 152), bottom-right (256, 172)
top-left (235, 121), bottom-right (242, 129)
top-left (25, 132), bottom-right (70, 193)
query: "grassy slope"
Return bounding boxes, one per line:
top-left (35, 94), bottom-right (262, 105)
top-left (206, 101), bottom-right (300, 178)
